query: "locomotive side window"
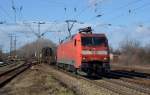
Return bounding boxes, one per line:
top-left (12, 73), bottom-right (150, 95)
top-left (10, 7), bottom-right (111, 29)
top-left (81, 37), bottom-right (106, 46)
top-left (74, 39), bottom-right (77, 46)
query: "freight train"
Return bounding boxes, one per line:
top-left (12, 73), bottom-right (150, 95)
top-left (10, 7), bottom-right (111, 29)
top-left (56, 27), bottom-right (110, 76)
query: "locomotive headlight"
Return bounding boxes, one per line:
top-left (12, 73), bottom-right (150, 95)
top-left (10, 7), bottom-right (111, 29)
top-left (97, 51), bottom-right (108, 55)
top-left (82, 57), bottom-right (86, 60)
top-left (82, 57), bottom-right (87, 61)
top-left (104, 57), bottom-right (108, 61)
top-left (82, 50), bottom-right (92, 55)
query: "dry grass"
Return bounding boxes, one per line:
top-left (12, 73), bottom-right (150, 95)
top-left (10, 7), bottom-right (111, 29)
top-left (41, 64), bottom-right (117, 95)
top-left (0, 65), bottom-right (75, 95)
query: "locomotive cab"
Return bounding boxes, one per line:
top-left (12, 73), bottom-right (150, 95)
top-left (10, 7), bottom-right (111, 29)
top-left (78, 27), bottom-right (110, 75)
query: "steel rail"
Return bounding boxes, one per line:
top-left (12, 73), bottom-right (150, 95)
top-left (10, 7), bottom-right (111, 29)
top-left (0, 62), bottom-right (31, 88)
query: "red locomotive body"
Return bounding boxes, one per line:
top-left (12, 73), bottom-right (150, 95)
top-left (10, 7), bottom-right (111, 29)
top-left (57, 27), bottom-right (110, 75)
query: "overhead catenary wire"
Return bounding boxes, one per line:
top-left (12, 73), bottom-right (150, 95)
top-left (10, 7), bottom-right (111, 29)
top-left (11, 0), bottom-right (24, 23)
top-left (115, 0), bottom-right (143, 11)
top-left (74, 6), bottom-right (90, 20)
top-left (73, 0), bottom-right (104, 22)
top-left (107, 1), bottom-right (150, 22)
top-left (23, 22), bottom-right (39, 37)
top-left (39, 0), bottom-right (82, 25)
top-left (22, 21), bottom-right (62, 39)
top-left (42, 0), bottom-right (68, 21)
top-left (45, 0), bottom-right (67, 7)
top-left (103, 0), bottom-right (143, 17)
top-left (0, 4), bottom-right (13, 20)
top-left (87, 0), bottom-right (144, 22)
top-left (0, 28), bottom-right (9, 35)
top-left (131, 1), bottom-right (150, 12)
top-left (18, 6), bottom-right (23, 21)
top-left (71, 0), bottom-right (85, 20)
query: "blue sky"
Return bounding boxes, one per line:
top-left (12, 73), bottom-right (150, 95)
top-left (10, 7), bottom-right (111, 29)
top-left (0, 0), bottom-right (150, 52)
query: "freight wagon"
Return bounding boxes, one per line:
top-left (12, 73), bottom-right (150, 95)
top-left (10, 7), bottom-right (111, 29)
top-left (57, 27), bottom-right (110, 75)
top-left (41, 47), bottom-right (56, 64)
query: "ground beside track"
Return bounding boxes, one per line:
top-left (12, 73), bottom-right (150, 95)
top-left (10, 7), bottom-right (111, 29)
top-left (0, 63), bottom-right (149, 95)
top-left (111, 64), bottom-right (150, 74)
top-left (0, 64), bottom-right (75, 95)
top-left (41, 64), bottom-right (118, 95)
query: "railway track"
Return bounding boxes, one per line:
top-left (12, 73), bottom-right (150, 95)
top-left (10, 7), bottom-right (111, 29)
top-left (86, 75), bottom-right (150, 95)
top-left (112, 70), bottom-right (150, 79)
top-left (105, 71), bottom-right (150, 88)
top-left (0, 62), bottom-right (10, 67)
top-left (52, 66), bottom-right (150, 95)
top-left (87, 72), bottom-right (150, 95)
top-left (0, 62), bottom-right (31, 88)
top-left (111, 64), bottom-right (150, 74)
top-left (95, 79), bottom-right (150, 95)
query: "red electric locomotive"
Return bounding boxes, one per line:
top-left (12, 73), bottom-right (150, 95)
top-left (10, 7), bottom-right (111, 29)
top-left (57, 27), bottom-right (110, 75)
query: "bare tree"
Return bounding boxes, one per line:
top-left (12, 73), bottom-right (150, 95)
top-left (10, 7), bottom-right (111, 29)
top-left (118, 38), bottom-right (150, 66)
top-left (16, 38), bottom-right (56, 59)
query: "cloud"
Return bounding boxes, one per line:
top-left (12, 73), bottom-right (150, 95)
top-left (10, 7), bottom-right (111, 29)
top-left (136, 25), bottom-right (150, 34)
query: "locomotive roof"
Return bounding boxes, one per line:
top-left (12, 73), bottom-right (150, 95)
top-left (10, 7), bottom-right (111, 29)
top-left (60, 33), bottom-right (106, 44)
top-left (79, 33), bottom-right (106, 37)
top-left (69, 33), bottom-right (106, 39)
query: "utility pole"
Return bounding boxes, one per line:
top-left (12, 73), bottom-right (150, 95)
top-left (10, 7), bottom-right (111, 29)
top-left (65, 20), bottom-right (77, 37)
top-left (33, 22), bottom-right (45, 38)
top-left (12, 0), bottom-right (17, 23)
top-left (24, 21), bottom-right (59, 63)
top-left (9, 34), bottom-right (14, 58)
top-left (8, 34), bottom-right (17, 59)
top-left (0, 45), bottom-right (2, 59)
top-left (33, 22), bottom-right (45, 64)
top-left (14, 35), bottom-right (17, 58)
top-left (0, 45), bottom-right (2, 53)
top-left (38, 22), bottom-right (45, 64)
top-left (11, 0), bottom-right (23, 23)
top-left (38, 22), bottom-right (44, 38)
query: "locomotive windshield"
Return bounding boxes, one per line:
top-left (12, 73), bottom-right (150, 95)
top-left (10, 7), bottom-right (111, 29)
top-left (81, 37), bottom-right (107, 46)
